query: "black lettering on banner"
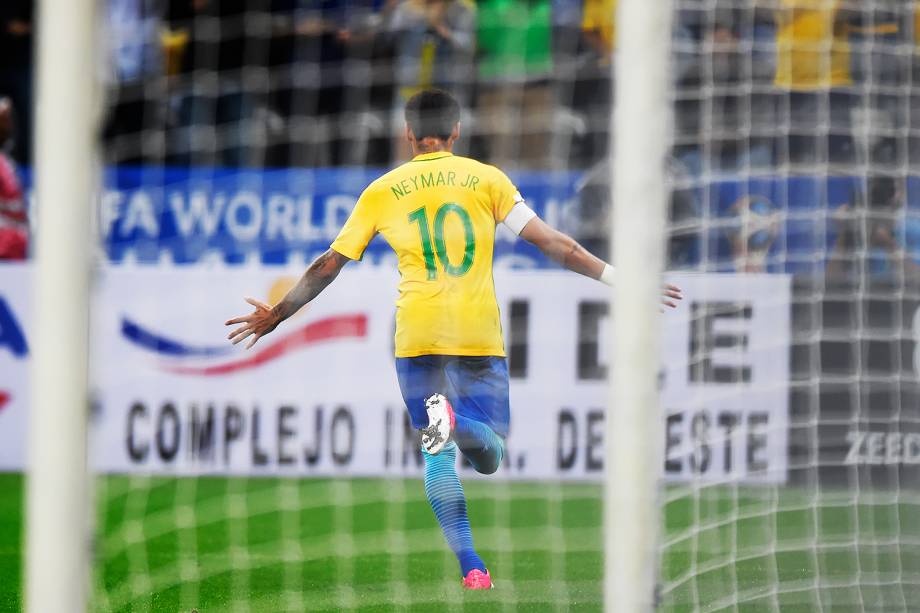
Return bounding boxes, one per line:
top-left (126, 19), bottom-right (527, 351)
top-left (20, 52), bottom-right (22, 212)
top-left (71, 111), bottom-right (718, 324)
top-left (577, 302), bottom-right (609, 380)
top-left (508, 300), bottom-right (529, 378)
top-left (718, 412), bottom-right (739, 473)
top-left (586, 410), bottom-right (605, 471)
top-left (384, 408), bottom-right (393, 466)
top-left (557, 410), bottom-right (578, 470)
top-left (224, 405), bottom-right (244, 464)
top-left (277, 406), bottom-right (296, 466)
top-left (664, 413), bottom-right (682, 473)
top-left (304, 407), bottom-right (322, 466)
top-left (689, 412), bottom-right (710, 474)
top-left (331, 406), bottom-right (354, 466)
top-left (156, 402), bottom-right (180, 462)
top-left (689, 302), bottom-right (753, 384)
top-left (747, 412), bottom-right (768, 473)
top-left (251, 408), bottom-right (269, 466)
top-left (190, 404), bottom-right (215, 462)
top-left (127, 402), bottom-right (149, 462)
top-left (502, 443), bottom-right (514, 470)
top-left (402, 411), bottom-right (422, 467)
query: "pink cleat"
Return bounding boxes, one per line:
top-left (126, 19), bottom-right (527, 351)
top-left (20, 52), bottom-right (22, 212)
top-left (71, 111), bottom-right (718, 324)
top-left (462, 568), bottom-right (493, 590)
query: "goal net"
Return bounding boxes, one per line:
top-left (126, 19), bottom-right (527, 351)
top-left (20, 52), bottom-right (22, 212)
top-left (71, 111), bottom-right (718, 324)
top-left (90, 2), bottom-right (613, 610)
top-left (8, 0), bottom-right (919, 611)
top-left (658, 0), bottom-right (920, 610)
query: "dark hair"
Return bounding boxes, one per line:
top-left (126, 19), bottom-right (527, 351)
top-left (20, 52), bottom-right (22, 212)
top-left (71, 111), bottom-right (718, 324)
top-left (404, 89), bottom-right (460, 141)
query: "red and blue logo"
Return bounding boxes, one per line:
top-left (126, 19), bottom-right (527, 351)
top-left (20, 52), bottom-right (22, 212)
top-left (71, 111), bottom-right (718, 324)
top-left (121, 313), bottom-right (368, 376)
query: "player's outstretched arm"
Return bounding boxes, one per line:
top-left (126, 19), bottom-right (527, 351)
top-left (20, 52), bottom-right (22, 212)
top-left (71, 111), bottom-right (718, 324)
top-left (518, 216), bottom-right (682, 308)
top-left (224, 248), bottom-right (351, 348)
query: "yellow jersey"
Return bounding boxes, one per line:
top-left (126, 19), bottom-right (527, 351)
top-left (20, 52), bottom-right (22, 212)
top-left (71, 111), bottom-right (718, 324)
top-left (330, 152), bottom-right (521, 358)
top-left (773, 0), bottom-right (852, 90)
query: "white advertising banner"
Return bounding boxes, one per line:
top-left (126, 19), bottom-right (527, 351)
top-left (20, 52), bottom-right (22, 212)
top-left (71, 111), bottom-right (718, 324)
top-left (85, 268), bottom-right (791, 484)
top-left (0, 265), bottom-right (790, 483)
top-left (0, 263), bottom-right (31, 470)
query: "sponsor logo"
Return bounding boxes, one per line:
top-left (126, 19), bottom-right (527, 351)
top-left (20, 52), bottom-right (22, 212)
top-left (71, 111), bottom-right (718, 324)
top-left (121, 314), bottom-right (368, 376)
top-left (0, 390), bottom-right (9, 413)
top-left (845, 430), bottom-right (920, 465)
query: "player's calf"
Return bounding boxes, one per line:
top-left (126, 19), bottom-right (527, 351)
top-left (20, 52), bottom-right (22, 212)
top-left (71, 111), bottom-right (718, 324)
top-left (420, 393), bottom-right (455, 454)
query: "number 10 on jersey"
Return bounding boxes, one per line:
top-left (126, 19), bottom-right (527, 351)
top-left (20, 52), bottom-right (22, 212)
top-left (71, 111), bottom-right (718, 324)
top-left (409, 203), bottom-right (476, 280)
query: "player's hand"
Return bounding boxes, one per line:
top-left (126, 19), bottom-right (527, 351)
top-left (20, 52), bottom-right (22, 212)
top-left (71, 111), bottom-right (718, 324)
top-left (225, 297), bottom-right (281, 349)
top-left (661, 284), bottom-right (683, 309)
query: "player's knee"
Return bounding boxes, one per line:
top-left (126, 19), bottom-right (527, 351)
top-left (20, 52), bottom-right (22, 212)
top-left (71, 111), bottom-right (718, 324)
top-left (474, 449), bottom-right (503, 475)
top-left (477, 461), bottom-right (500, 475)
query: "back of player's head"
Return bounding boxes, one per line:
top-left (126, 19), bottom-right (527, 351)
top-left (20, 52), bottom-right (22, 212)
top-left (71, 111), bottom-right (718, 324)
top-left (405, 89), bottom-right (460, 141)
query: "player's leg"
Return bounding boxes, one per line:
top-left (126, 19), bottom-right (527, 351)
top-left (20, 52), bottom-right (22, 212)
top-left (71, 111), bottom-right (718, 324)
top-left (396, 355), bottom-right (452, 452)
top-left (422, 442), bottom-right (490, 580)
top-left (441, 356), bottom-right (510, 475)
top-left (395, 356), bottom-right (493, 588)
top-left (425, 392), bottom-right (505, 474)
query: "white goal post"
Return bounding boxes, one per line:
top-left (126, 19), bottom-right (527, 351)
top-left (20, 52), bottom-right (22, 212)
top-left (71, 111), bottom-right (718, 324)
top-left (606, 0), bottom-right (673, 610)
top-left (26, 1), bottom-right (100, 611)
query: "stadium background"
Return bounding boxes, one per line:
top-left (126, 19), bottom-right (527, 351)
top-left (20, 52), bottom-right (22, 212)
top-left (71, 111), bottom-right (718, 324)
top-left (1, 0), bottom-right (920, 610)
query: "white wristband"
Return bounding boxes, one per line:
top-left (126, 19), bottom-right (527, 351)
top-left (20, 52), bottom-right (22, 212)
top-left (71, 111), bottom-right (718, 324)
top-left (599, 264), bottom-right (615, 287)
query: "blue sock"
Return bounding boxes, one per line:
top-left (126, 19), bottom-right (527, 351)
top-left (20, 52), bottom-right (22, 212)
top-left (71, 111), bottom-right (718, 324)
top-left (423, 443), bottom-right (486, 576)
top-left (452, 414), bottom-right (505, 475)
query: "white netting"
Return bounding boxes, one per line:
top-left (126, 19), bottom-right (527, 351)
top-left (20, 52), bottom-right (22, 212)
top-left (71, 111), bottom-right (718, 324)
top-left (659, 1), bottom-right (920, 610)
top-left (9, 0), bottom-right (916, 610)
top-left (88, 4), bottom-right (611, 611)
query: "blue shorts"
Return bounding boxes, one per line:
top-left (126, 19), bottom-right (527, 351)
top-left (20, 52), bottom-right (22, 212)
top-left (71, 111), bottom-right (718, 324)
top-left (395, 355), bottom-right (510, 438)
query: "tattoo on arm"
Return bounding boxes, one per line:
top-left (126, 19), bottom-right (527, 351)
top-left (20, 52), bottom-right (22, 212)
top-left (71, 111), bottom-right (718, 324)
top-left (523, 218), bottom-right (606, 280)
top-left (272, 249), bottom-right (349, 321)
top-left (561, 238), bottom-right (604, 279)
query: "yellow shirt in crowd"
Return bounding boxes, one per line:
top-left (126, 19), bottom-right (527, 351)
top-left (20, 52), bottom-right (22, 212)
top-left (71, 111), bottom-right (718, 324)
top-left (773, 0), bottom-right (852, 90)
top-left (582, 0), bottom-right (617, 54)
top-left (331, 152), bottom-right (521, 358)
top-left (915, 2), bottom-right (920, 46)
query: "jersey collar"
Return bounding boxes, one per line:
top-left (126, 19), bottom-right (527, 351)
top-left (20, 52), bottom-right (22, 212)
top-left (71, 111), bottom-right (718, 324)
top-left (411, 152), bottom-right (454, 162)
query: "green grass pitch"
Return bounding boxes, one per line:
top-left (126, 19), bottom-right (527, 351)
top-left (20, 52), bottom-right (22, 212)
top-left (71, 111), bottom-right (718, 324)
top-left (0, 472), bottom-right (917, 611)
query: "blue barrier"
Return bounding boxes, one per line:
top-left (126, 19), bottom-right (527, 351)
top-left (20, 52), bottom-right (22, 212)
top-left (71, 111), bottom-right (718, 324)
top-left (706, 175), bottom-right (920, 275)
top-left (98, 167), bottom-right (581, 266)
top-left (706, 175), bottom-right (861, 274)
top-left (19, 166), bottom-right (920, 272)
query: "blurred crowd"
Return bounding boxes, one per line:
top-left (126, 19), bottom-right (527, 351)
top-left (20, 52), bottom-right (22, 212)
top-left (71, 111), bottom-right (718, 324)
top-left (98, 0), bottom-right (602, 170)
top-left (0, 0), bottom-right (913, 173)
top-left (3, 0), bottom-right (920, 276)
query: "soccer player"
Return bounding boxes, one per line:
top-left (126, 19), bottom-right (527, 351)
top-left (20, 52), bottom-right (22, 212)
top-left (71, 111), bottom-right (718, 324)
top-left (225, 89), bottom-right (682, 590)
